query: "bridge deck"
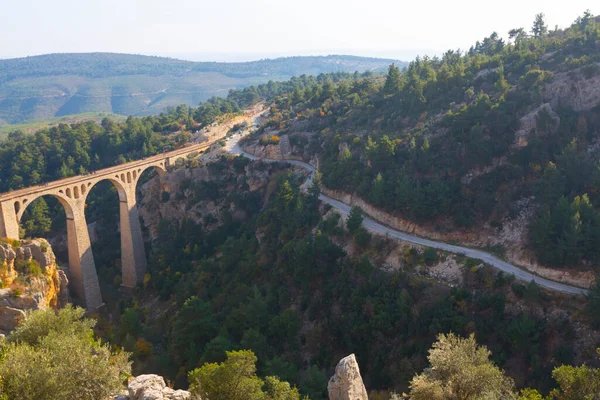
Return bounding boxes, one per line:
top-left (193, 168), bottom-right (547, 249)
top-left (0, 142), bottom-right (211, 202)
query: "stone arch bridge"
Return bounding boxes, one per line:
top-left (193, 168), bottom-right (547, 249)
top-left (0, 143), bottom-right (210, 310)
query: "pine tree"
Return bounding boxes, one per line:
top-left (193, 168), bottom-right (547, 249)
top-left (495, 64), bottom-right (510, 96)
top-left (346, 206), bottom-right (364, 233)
top-left (372, 173), bottom-right (384, 205)
top-left (532, 13), bottom-right (548, 37)
top-left (382, 64), bottom-right (403, 97)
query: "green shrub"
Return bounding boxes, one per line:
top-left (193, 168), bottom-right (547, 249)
top-left (354, 227), bottom-right (372, 248)
top-left (511, 282), bottom-right (526, 298)
top-left (188, 350), bottom-right (300, 400)
top-left (0, 306), bottom-right (131, 400)
top-left (15, 259), bottom-right (42, 277)
top-left (464, 258), bottom-right (483, 270)
top-left (423, 248), bottom-right (438, 266)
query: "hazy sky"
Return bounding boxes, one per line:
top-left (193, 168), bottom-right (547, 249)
top-left (1, 0), bottom-right (597, 62)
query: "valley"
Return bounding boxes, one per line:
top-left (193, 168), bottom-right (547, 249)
top-left (2, 11), bottom-right (600, 400)
top-left (0, 53), bottom-right (401, 125)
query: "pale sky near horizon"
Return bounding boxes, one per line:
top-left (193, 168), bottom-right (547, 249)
top-left (0, 0), bottom-right (597, 62)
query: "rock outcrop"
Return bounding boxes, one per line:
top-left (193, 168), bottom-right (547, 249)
top-left (514, 103), bottom-right (560, 147)
top-left (126, 375), bottom-right (191, 400)
top-left (543, 64), bottom-right (600, 112)
top-left (0, 239), bottom-right (69, 333)
top-left (138, 156), bottom-right (279, 240)
top-left (328, 354), bottom-right (368, 400)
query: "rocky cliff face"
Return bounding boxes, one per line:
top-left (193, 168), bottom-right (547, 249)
top-left (138, 156), bottom-right (287, 240)
top-left (116, 375), bottom-right (191, 400)
top-left (543, 63), bottom-right (600, 112)
top-left (0, 239), bottom-right (68, 333)
top-left (321, 186), bottom-right (595, 288)
top-left (514, 103), bottom-right (560, 147)
top-left (242, 131), bottom-right (318, 165)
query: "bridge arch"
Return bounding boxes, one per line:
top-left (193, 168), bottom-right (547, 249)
top-left (15, 191), bottom-right (74, 223)
top-left (133, 164), bottom-right (167, 194)
top-left (138, 163), bottom-right (166, 180)
top-left (13, 190), bottom-right (102, 309)
top-left (83, 177), bottom-right (128, 204)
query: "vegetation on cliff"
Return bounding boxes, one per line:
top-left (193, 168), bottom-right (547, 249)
top-left (84, 157), bottom-right (597, 398)
top-left (2, 10), bottom-right (600, 400)
top-left (0, 306), bottom-right (131, 400)
top-left (251, 13), bottom-right (600, 270)
top-left (408, 333), bottom-right (600, 400)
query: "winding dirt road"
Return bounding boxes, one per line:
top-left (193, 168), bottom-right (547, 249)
top-left (226, 132), bottom-right (590, 296)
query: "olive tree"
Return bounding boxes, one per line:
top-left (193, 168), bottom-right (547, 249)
top-left (409, 333), bottom-right (515, 400)
top-left (0, 306), bottom-right (131, 400)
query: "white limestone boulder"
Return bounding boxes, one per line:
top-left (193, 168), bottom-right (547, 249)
top-left (328, 354), bottom-right (368, 400)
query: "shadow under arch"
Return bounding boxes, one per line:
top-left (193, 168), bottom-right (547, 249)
top-left (134, 164), bottom-right (167, 201)
top-left (15, 191), bottom-right (103, 308)
top-left (83, 176), bottom-right (129, 204)
top-left (81, 177), bottom-right (126, 302)
top-left (17, 194), bottom-right (69, 260)
top-left (133, 164), bottom-right (167, 236)
top-left (16, 192), bottom-right (74, 226)
top-left (137, 163), bottom-right (167, 183)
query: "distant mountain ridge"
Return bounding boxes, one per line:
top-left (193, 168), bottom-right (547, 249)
top-left (0, 53), bottom-right (402, 124)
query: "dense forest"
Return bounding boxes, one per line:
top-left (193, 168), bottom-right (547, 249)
top-left (106, 158), bottom-right (595, 396)
top-left (247, 12), bottom-right (600, 270)
top-left (3, 11), bottom-right (600, 400)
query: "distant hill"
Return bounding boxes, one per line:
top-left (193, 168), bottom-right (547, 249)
top-left (0, 53), bottom-right (402, 124)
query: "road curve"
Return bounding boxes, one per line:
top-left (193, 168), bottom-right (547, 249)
top-left (227, 134), bottom-right (589, 296)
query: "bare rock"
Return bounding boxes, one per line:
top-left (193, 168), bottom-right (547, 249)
top-left (128, 375), bottom-right (165, 399)
top-left (16, 246), bottom-right (32, 261)
top-left (0, 244), bottom-right (16, 264)
top-left (514, 103), bottom-right (560, 147)
top-left (328, 354), bottom-right (368, 400)
top-left (1, 239), bottom-right (67, 333)
top-left (543, 64), bottom-right (600, 112)
top-left (128, 375), bottom-right (191, 400)
top-left (57, 269), bottom-right (70, 307)
top-left (0, 244), bottom-right (17, 283)
top-left (0, 304), bottom-right (26, 332)
top-left (23, 239), bottom-right (56, 271)
top-left (474, 67), bottom-right (499, 80)
top-left (3, 291), bottom-right (43, 311)
top-left (164, 389), bottom-right (192, 400)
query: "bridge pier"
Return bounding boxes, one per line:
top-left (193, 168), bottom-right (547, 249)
top-left (119, 190), bottom-right (147, 289)
top-left (0, 201), bottom-right (20, 239)
top-left (66, 207), bottom-right (104, 310)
